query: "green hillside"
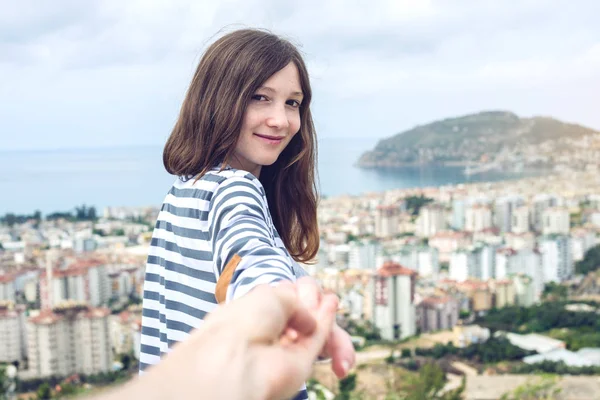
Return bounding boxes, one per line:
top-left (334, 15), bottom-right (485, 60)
top-left (357, 111), bottom-right (600, 168)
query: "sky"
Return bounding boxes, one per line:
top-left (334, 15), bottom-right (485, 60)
top-left (1, 0), bottom-right (599, 151)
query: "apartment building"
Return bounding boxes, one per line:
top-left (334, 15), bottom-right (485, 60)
top-left (371, 261), bottom-right (417, 340)
top-left (375, 205), bottom-right (400, 238)
top-left (417, 296), bottom-right (459, 333)
top-left (27, 305), bottom-right (112, 378)
top-left (40, 259), bottom-right (110, 309)
top-left (0, 302), bottom-right (27, 364)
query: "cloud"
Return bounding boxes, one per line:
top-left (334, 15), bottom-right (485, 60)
top-left (0, 0), bottom-right (599, 150)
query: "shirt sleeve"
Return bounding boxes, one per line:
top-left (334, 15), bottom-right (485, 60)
top-left (209, 174), bottom-right (296, 302)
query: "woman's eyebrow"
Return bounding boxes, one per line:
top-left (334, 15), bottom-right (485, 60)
top-left (257, 86), bottom-right (303, 97)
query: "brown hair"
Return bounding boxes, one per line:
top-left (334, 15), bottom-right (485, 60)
top-left (163, 29), bottom-right (319, 263)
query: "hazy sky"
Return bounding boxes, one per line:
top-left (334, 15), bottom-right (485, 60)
top-left (1, 0), bottom-right (599, 151)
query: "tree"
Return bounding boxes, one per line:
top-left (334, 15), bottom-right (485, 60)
top-left (500, 375), bottom-right (561, 400)
top-left (542, 282), bottom-right (568, 301)
top-left (398, 362), bottom-right (465, 400)
top-left (385, 350), bottom-right (396, 364)
top-left (75, 204), bottom-right (87, 220)
top-left (119, 353), bottom-right (131, 371)
top-left (0, 366), bottom-right (8, 398)
top-left (307, 378), bottom-right (328, 400)
top-left (4, 213), bottom-right (16, 227)
top-left (335, 373), bottom-right (357, 400)
top-left (575, 244), bottom-right (600, 275)
top-left (36, 382), bottom-right (52, 399)
top-left (405, 195), bottom-right (435, 216)
top-left (58, 382), bottom-right (77, 397)
top-left (33, 210), bottom-right (42, 221)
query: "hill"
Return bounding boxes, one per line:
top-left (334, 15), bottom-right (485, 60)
top-left (357, 111), bottom-right (600, 171)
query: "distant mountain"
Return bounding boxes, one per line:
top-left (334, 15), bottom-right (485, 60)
top-left (357, 111), bottom-right (600, 170)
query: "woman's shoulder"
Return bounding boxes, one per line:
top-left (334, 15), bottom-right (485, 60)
top-left (174, 167), bottom-right (266, 208)
top-left (175, 167), bottom-right (259, 191)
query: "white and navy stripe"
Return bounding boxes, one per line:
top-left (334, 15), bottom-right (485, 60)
top-left (139, 166), bottom-right (308, 399)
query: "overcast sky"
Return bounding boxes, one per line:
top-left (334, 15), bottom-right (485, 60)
top-left (1, 0), bottom-right (599, 151)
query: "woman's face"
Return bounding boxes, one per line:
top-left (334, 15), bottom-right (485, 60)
top-left (230, 62), bottom-right (304, 177)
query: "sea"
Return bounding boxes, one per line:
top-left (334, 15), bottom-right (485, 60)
top-left (0, 137), bottom-right (529, 215)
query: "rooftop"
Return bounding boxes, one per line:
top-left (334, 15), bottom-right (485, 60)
top-left (376, 261), bottom-right (417, 277)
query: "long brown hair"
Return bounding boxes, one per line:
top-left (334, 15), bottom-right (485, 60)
top-left (163, 29), bottom-right (319, 263)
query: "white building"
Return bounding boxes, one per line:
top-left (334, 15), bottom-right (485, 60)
top-left (416, 204), bottom-right (446, 238)
top-left (449, 250), bottom-right (476, 282)
top-left (531, 194), bottom-right (562, 233)
top-left (0, 274), bottom-right (16, 302)
top-left (0, 303), bottom-right (27, 364)
top-left (589, 211), bottom-right (600, 228)
top-left (495, 248), bottom-right (543, 297)
top-left (132, 321), bottom-right (142, 360)
top-left (41, 260), bottom-right (111, 309)
top-left (570, 229), bottom-right (597, 263)
top-left (395, 246), bottom-right (439, 277)
top-left (27, 305), bottom-right (112, 378)
top-left (478, 244), bottom-right (500, 281)
top-left (429, 231), bottom-right (473, 263)
top-left (494, 195), bottom-right (525, 233)
top-left (348, 240), bottom-right (380, 270)
top-left (110, 309), bottom-right (141, 356)
top-left (375, 205), bottom-right (400, 238)
top-left (511, 206), bottom-right (530, 234)
top-left (465, 205), bottom-right (493, 232)
top-left (451, 199), bottom-right (466, 231)
top-left (539, 235), bottom-right (573, 283)
top-left (340, 288), bottom-right (365, 320)
top-left (371, 262), bottom-right (417, 340)
top-left (542, 207), bottom-right (570, 236)
top-left (449, 244), bottom-right (499, 282)
top-left (505, 232), bottom-right (536, 251)
top-left (512, 274), bottom-right (538, 306)
top-left (329, 244), bottom-right (350, 267)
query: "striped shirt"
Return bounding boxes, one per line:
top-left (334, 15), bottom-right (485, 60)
top-left (139, 165), bottom-right (308, 400)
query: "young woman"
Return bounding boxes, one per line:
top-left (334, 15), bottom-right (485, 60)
top-left (139, 29), bottom-right (354, 399)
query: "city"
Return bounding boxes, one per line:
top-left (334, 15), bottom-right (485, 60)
top-left (1, 168), bottom-right (599, 398)
top-left (2, 2), bottom-right (600, 399)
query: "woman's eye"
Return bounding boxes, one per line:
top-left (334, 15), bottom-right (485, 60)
top-left (251, 94), bottom-right (268, 101)
top-left (287, 100), bottom-right (301, 108)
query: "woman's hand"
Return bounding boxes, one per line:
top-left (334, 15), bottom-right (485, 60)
top-left (296, 278), bottom-right (356, 378)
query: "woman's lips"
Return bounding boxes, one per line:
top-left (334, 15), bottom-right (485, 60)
top-left (254, 133), bottom-right (284, 144)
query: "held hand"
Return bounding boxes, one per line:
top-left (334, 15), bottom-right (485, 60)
top-left (129, 280), bottom-right (339, 400)
top-left (295, 277), bottom-right (356, 378)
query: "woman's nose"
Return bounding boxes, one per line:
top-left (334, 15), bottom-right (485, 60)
top-left (265, 104), bottom-right (290, 129)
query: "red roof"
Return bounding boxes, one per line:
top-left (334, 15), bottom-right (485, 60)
top-left (420, 296), bottom-right (454, 306)
top-left (29, 310), bottom-right (63, 325)
top-left (41, 258), bottom-right (105, 279)
top-left (377, 261), bottom-right (417, 277)
top-left (0, 274), bottom-right (16, 284)
top-left (431, 231), bottom-right (469, 239)
top-left (376, 204), bottom-right (398, 211)
top-left (496, 247), bottom-right (517, 256)
top-left (29, 306), bottom-right (110, 324)
top-left (456, 280), bottom-right (489, 291)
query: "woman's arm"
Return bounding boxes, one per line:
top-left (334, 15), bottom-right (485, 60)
top-left (209, 174), bottom-right (296, 301)
top-left (209, 173), bottom-right (355, 379)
